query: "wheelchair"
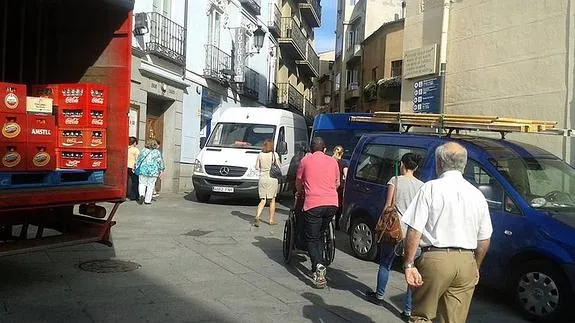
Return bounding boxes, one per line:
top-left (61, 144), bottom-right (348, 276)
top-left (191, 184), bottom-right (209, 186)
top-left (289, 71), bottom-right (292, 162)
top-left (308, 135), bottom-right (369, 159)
top-left (282, 196), bottom-right (336, 265)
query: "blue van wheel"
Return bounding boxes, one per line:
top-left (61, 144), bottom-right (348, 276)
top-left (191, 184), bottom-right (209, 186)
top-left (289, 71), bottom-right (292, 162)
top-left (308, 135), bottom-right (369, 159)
top-left (349, 215), bottom-right (378, 261)
top-left (512, 260), bottom-right (572, 322)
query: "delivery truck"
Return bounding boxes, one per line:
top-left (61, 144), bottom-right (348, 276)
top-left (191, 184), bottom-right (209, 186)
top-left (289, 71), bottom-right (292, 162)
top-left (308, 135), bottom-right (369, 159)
top-left (0, 0), bottom-right (133, 255)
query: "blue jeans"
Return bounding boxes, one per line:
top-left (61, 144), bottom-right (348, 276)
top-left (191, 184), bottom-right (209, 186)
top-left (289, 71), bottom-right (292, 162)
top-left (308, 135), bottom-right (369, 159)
top-left (376, 241), bottom-right (421, 313)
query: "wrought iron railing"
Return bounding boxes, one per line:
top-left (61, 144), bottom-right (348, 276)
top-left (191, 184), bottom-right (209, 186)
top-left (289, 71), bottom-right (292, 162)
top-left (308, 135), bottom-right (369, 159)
top-left (268, 3), bottom-right (281, 35)
top-left (242, 66), bottom-right (260, 99)
top-left (204, 44), bottom-right (232, 80)
top-left (302, 0), bottom-right (322, 22)
top-left (239, 0), bottom-right (262, 15)
top-left (145, 12), bottom-right (186, 65)
top-left (277, 83), bottom-right (304, 112)
top-left (305, 99), bottom-right (317, 117)
top-left (268, 83), bottom-right (278, 107)
top-left (280, 17), bottom-right (306, 55)
top-left (306, 43), bottom-right (320, 75)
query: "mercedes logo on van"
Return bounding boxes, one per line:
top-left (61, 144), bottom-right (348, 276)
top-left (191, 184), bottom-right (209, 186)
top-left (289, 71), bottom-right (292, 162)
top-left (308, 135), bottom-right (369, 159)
top-left (219, 166), bottom-right (230, 176)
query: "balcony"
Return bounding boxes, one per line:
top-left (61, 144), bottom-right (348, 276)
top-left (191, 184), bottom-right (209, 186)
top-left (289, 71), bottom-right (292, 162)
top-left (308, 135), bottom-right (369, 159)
top-left (140, 12), bottom-right (186, 65)
top-left (277, 83), bottom-right (304, 113)
top-left (267, 83), bottom-right (278, 107)
top-left (267, 3), bottom-right (281, 38)
top-left (345, 43), bottom-right (362, 64)
top-left (279, 17), bottom-right (306, 60)
top-left (296, 42), bottom-right (320, 78)
top-left (239, 0), bottom-right (261, 15)
top-left (346, 82), bottom-right (360, 101)
top-left (237, 66), bottom-right (260, 100)
top-left (304, 99), bottom-right (317, 117)
top-left (204, 44), bottom-right (233, 82)
top-left (299, 0), bottom-right (321, 28)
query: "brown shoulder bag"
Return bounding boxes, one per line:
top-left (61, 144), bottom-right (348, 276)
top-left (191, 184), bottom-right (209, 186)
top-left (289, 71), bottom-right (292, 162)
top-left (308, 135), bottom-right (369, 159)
top-left (375, 176), bottom-right (403, 244)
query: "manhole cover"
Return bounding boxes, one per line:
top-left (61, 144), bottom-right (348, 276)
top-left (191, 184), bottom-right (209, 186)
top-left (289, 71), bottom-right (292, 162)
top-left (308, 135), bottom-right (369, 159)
top-left (183, 229), bottom-right (212, 237)
top-left (79, 259), bottom-right (141, 273)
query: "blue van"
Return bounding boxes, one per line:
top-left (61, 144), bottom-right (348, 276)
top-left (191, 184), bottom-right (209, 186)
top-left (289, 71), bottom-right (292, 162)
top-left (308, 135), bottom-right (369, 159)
top-left (341, 133), bottom-right (575, 321)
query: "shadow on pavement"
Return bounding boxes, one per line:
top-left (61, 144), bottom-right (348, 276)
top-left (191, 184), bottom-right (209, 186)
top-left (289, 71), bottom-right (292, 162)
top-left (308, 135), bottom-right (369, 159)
top-left (302, 292), bottom-right (377, 323)
top-left (183, 191), bottom-right (260, 206)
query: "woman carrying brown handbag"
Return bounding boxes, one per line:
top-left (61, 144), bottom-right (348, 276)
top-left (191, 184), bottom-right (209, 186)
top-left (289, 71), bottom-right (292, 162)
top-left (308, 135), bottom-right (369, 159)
top-left (365, 153), bottom-right (423, 319)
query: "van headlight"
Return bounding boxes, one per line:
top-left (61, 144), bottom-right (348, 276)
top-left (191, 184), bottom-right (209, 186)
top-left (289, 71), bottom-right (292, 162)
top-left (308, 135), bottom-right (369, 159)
top-left (193, 159), bottom-right (203, 173)
top-left (246, 167), bottom-right (259, 178)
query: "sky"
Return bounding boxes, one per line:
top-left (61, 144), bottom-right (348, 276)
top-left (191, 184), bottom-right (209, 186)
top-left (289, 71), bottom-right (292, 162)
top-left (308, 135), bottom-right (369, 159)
top-left (315, 0), bottom-right (337, 54)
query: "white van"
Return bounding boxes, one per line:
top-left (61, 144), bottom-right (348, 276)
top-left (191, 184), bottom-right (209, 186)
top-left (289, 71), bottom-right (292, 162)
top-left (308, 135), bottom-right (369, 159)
top-left (192, 107), bottom-right (309, 202)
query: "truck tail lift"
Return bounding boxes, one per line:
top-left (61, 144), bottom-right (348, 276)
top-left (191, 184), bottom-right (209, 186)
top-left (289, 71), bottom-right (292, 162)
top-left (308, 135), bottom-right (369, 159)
top-left (349, 112), bottom-right (571, 139)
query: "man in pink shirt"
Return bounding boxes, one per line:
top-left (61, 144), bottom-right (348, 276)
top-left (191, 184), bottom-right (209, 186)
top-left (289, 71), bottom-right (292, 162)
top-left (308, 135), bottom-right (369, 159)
top-left (296, 137), bottom-right (340, 288)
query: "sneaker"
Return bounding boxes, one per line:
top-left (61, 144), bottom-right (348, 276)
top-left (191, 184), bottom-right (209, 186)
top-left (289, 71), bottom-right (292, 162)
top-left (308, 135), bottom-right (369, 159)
top-left (314, 264), bottom-right (327, 288)
top-left (365, 290), bottom-right (385, 305)
top-left (137, 195), bottom-right (144, 205)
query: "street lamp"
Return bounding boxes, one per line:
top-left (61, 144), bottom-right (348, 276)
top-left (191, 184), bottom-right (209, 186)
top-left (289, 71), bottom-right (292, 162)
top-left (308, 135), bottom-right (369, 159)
top-left (252, 25), bottom-right (265, 54)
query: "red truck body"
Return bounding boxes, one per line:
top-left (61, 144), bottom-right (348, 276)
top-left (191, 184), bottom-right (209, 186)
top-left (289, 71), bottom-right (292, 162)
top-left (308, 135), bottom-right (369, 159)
top-left (0, 0), bottom-right (133, 255)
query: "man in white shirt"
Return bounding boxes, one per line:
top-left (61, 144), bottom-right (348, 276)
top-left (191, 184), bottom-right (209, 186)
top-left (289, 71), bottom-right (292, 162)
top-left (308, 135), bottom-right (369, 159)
top-left (401, 142), bottom-right (493, 323)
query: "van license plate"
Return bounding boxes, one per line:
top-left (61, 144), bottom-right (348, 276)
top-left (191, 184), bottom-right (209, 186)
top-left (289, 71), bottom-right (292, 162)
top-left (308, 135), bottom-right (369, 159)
top-left (212, 186), bottom-right (234, 193)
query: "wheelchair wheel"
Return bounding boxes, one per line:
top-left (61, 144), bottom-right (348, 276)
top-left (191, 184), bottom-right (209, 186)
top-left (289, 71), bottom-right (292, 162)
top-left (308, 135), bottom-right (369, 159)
top-left (323, 221), bottom-right (336, 266)
top-left (283, 215), bottom-right (295, 264)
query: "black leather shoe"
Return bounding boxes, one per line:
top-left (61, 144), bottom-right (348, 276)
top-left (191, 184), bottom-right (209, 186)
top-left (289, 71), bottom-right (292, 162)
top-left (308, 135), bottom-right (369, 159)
top-left (365, 290), bottom-right (385, 305)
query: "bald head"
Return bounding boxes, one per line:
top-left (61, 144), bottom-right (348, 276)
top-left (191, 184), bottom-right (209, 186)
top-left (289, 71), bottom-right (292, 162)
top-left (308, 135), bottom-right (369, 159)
top-left (310, 137), bottom-right (326, 153)
top-left (435, 142), bottom-right (467, 175)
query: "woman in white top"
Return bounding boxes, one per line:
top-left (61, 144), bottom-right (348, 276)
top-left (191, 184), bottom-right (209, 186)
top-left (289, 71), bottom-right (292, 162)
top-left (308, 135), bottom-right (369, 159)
top-left (366, 152), bottom-right (424, 319)
top-left (254, 139), bottom-right (281, 227)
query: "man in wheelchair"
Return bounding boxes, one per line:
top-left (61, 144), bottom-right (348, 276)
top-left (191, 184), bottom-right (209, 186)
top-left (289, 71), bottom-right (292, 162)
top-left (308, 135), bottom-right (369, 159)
top-left (295, 137), bottom-right (340, 288)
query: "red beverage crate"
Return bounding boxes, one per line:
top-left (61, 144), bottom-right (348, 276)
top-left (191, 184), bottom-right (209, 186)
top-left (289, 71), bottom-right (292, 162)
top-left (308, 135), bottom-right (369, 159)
top-left (84, 149), bottom-right (107, 170)
top-left (86, 107), bottom-right (107, 128)
top-left (57, 107), bottom-right (86, 127)
top-left (0, 82), bottom-right (26, 114)
top-left (56, 148), bottom-right (85, 169)
top-left (27, 114), bottom-right (56, 143)
top-left (85, 129), bottom-right (106, 149)
top-left (30, 83), bottom-right (108, 108)
top-left (0, 113), bottom-right (27, 143)
top-left (0, 143), bottom-right (26, 171)
top-left (27, 142), bottom-right (56, 171)
top-left (57, 128), bottom-right (86, 148)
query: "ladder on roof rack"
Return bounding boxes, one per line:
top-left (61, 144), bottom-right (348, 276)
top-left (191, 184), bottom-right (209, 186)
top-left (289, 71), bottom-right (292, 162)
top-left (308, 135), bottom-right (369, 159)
top-left (349, 112), bottom-right (571, 139)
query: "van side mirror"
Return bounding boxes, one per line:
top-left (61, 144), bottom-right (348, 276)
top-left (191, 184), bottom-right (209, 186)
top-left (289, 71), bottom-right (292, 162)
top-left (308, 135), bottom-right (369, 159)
top-left (200, 137), bottom-right (207, 149)
top-left (277, 141), bottom-right (288, 155)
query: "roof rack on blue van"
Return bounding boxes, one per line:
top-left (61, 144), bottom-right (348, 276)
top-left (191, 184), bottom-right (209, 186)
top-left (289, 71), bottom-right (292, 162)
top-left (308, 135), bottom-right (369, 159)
top-left (349, 112), bottom-right (567, 139)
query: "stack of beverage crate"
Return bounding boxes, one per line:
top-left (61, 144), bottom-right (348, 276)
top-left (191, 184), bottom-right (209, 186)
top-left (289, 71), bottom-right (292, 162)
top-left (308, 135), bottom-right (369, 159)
top-left (0, 82), bottom-right (108, 173)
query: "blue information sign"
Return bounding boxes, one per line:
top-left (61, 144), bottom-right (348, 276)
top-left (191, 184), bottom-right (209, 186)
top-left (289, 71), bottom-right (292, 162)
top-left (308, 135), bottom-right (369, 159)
top-left (412, 77), bottom-right (440, 113)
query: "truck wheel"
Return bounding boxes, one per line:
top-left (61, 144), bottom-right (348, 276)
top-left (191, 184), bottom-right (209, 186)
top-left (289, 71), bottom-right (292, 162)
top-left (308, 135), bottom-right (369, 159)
top-left (349, 215), bottom-right (378, 261)
top-left (511, 260), bottom-right (572, 322)
top-left (195, 191), bottom-right (211, 203)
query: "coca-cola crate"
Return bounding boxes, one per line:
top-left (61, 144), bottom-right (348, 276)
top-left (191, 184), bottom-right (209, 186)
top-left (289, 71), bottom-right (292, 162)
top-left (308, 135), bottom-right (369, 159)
top-left (0, 82), bottom-right (26, 114)
top-left (57, 107), bottom-right (86, 127)
top-left (27, 142), bottom-right (56, 171)
top-left (84, 149), bottom-right (107, 170)
top-left (0, 143), bottom-right (26, 171)
top-left (56, 148), bottom-right (85, 169)
top-left (30, 83), bottom-right (108, 109)
top-left (27, 114), bottom-right (56, 143)
top-left (0, 112), bottom-right (27, 143)
top-left (57, 128), bottom-right (86, 148)
top-left (86, 107), bottom-right (107, 128)
top-left (85, 129), bottom-right (106, 149)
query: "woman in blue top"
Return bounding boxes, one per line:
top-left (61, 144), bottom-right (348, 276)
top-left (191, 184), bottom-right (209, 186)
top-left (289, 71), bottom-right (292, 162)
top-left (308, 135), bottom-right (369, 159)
top-left (134, 138), bottom-right (165, 205)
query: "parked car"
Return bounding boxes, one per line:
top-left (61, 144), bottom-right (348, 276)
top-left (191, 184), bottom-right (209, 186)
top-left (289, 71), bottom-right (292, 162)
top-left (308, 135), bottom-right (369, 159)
top-left (341, 132), bottom-right (575, 322)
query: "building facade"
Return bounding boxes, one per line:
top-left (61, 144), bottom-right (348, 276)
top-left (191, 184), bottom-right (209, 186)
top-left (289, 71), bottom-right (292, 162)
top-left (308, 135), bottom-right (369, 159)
top-left (361, 19), bottom-right (404, 113)
top-left (131, 0), bottom-right (188, 193)
top-left (400, 0), bottom-right (575, 163)
top-left (333, 0), bottom-right (404, 112)
top-left (314, 51), bottom-right (335, 113)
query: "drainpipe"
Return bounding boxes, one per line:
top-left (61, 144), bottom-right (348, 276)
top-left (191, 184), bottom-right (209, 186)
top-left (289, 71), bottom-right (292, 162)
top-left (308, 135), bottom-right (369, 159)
top-left (564, 0), bottom-right (574, 164)
top-left (438, 0), bottom-right (452, 114)
top-left (182, 0), bottom-right (188, 78)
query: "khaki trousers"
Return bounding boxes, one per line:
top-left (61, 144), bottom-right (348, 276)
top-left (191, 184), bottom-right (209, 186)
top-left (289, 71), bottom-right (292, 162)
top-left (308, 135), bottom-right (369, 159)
top-left (410, 250), bottom-right (478, 323)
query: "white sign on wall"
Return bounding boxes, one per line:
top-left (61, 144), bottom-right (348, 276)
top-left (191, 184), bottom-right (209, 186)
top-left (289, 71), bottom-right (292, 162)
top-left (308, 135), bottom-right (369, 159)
top-left (129, 108), bottom-right (139, 138)
top-left (403, 44), bottom-right (439, 79)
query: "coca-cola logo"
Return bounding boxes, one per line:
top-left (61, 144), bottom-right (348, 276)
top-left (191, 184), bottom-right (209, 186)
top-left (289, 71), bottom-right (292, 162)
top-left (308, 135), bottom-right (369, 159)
top-left (65, 118), bottom-right (80, 125)
top-left (92, 119), bottom-right (104, 125)
top-left (65, 160), bottom-right (81, 167)
top-left (92, 161), bottom-right (102, 167)
top-left (91, 139), bottom-right (103, 146)
top-left (91, 97), bottom-right (104, 104)
top-left (31, 128), bottom-right (51, 136)
top-left (65, 97), bottom-right (80, 104)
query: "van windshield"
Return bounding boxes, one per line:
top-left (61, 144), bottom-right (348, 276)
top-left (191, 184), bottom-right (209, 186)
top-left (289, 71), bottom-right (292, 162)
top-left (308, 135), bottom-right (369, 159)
top-left (490, 157), bottom-right (575, 209)
top-left (312, 130), bottom-right (370, 159)
top-left (207, 123), bottom-right (276, 150)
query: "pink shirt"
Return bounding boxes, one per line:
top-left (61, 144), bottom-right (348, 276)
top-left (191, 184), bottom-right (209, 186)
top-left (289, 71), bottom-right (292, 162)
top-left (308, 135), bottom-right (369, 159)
top-left (296, 151), bottom-right (340, 211)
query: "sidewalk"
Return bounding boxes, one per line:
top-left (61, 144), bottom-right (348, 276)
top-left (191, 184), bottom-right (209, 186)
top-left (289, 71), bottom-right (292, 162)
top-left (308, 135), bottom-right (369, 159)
top-left (0, 193), bottom-right (526, 323)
